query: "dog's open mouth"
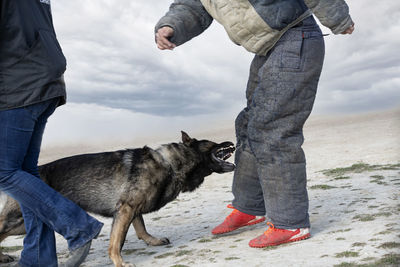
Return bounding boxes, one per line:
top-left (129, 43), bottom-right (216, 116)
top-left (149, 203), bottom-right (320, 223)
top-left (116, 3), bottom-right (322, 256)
top-left (212, 142), bottom-right (235, 172)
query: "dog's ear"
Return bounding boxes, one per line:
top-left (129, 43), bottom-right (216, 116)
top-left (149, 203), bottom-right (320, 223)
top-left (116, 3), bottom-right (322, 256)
top-left (181, 131), bottom-right (192, 146)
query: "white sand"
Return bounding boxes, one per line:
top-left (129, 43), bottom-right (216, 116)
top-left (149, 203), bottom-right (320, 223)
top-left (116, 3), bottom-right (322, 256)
top-left (2, 108), bottom-right (399, 267)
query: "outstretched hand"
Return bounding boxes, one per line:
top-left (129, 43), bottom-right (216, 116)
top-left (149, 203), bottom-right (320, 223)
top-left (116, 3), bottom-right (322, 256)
top-left (155, 26), bottom-right (176, 50)
top-left (341, 23), bottom-right (355, 34)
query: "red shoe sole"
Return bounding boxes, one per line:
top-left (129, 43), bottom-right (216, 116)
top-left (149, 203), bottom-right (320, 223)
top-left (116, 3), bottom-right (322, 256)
top-left (249, 233), bottom-right (311, 248)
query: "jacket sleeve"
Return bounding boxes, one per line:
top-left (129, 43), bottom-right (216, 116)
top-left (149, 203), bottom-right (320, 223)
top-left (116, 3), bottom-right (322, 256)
top-left (304, 0), bottom-right (353, 34)
top-left (155, 0), bottom-right (213, 46)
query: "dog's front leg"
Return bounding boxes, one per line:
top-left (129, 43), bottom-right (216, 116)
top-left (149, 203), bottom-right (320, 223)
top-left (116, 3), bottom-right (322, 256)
top-left (108, 203), bottom-right (135, 267)
top-left (132, 214), bottom-right (170, 246)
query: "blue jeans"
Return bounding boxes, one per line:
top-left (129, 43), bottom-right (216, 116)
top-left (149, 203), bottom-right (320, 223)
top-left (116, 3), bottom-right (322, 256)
top-left (232, 16), bottom-right (325, 229)
top-left (0, 98), bottom-right (103, 267)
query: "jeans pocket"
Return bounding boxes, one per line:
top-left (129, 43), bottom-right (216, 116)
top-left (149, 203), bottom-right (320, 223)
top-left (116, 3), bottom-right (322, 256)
top-left (280, 38), bottom-right (303, 70)
top-left (23, 98), bottom-right (59, 120)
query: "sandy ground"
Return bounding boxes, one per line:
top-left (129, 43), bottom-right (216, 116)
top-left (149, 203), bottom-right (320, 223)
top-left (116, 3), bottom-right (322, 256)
top-left (1, 108), bottom-right (399, 267)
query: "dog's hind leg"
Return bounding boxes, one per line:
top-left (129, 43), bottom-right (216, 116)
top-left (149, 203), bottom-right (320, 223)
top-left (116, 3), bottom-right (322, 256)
top-left (108, 203), bottom-right (135, 267)
top-left (0, 197), bottom-right (26, 263)
top-left (132, 215), bottom-right (170, 246)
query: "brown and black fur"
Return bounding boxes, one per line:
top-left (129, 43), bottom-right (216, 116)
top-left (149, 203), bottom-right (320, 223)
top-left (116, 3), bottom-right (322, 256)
top-left (0, 132), bottom-right (235, 267)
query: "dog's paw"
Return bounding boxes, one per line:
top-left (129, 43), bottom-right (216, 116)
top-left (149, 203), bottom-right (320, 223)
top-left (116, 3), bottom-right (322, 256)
top-left (160, 237), bottom-right (170, 245)
top-left (143, 236), bottom-right (170, 246)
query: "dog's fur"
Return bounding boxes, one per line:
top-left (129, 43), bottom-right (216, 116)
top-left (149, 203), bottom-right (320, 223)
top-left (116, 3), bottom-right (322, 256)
top-left (0, 132), bottom-right (235, 267)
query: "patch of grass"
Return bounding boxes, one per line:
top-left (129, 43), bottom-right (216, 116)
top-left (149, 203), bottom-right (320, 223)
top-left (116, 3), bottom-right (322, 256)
top-left (373, 253), bottom-right (400, 266)
top-left (361, 256), bottom-right (376, 262)
top-left (334, 254), bottom-right (400, 266)
top-left (322, 163), bottom-right (400, 177)
top-left (334, 263), bottom-right (357, 267)
top-left (341, 185), bottom-right (353, 189)
top-left (369, 238), bottom-right (380, 242)
top-left (380, 163), bottom-right (400, 170)
top-left (123, 248), bottom-right (145, 255)
top-left (348, 200), bottom-right (360, 207)
top-left (263, 246), bottom-right (279, 251)
top-left (353, 214), bottom-right (375, 221)
top-left (138, 251), bottom-right (157, 256)
top-left (154, 252), bottom-right (175, 259)
top-left (335, 251), bottom-right (360, 258)
top-left (361, 197), bottom-right (376, 200)
top-left (376, 229), bottom-right (394, 235)
top-left (352, 242), bottom-right (366, 247)
top-left (198, 238), bottom-right (212, 243)
top-left (344, 210), bottom-right (356, 214)
top-left (370, 179), bottom-right (388, 185)
top-left (334, 176), bottom-right (351, 180)
top-left (310, 184), bottom-right (337, 190)
top-left (329, 228), bottom-right (352, 234)
top-left (367, 205), bottom-right (379, 209)
top-left (322, 163), bottom-right (376, 176)
top-left (370, 175), bottom-right (387, 185)
top-left (353, 212), bottom-right (392, 222)
top-left (152, 217), bottom-right (163, 221)
top-left (234, 239), bottom-right (243, 242)
top-left (225, 257), bottom-right (241, 261)
top-left (370, 175), bottom-right (384, 179)
top-left (378, 242), bottom-right (400, 249)
top-left (175, 250), bottom-right (193, 257)
top-left (0, 246), bottom-right (23, 252)
top-left (337, 237), bottom-right (346, 240)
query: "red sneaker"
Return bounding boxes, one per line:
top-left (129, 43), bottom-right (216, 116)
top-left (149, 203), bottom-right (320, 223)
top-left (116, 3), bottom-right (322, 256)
top-left (211, 204), bottom-right (266, 235)
top-left (249, 222), bottom-right (310, 248)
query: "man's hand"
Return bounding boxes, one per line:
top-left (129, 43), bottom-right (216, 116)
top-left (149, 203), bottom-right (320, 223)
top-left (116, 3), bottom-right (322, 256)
top-left (341, 23), bottom-right (355, 34)
top-left (155, 26), bottom-right (176, 50)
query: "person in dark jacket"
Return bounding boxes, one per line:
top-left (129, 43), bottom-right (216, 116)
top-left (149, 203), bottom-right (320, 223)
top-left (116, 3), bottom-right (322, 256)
top-left (155, 0), bottom-right (354, 247)
top-left (0, 1), bottom-right (103, 266)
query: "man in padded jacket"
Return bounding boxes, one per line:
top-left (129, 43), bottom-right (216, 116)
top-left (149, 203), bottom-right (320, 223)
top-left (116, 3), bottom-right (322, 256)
top-left (155, 0), bottom-right (354, 248)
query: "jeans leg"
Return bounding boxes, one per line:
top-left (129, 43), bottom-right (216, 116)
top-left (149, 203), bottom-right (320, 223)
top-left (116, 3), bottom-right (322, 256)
top-left (0, 99), bottom-right (103, 266)
top-left (247, 23), bottom-right (325, 229)
top-left (20, 206), bottom-right (57, 267)
top-left (20, 100), bottom-right (59, 266)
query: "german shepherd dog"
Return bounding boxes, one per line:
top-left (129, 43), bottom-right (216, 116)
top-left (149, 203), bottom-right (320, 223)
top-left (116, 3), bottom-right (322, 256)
top-left (0, 132), bottom-right (235, 267)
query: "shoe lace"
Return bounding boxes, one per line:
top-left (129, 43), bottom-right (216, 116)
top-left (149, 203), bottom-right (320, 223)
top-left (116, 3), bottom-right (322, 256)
top-left (264, 222), bottom-right (286, 235)
top-left (226, 204), bottom-right (240, 218)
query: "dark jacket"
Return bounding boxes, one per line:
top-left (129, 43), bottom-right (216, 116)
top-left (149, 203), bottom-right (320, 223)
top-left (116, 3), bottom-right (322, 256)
top-left (156, 0), bottom-right (353, 55)
top-left (0, 0), bottom-right (66, 111)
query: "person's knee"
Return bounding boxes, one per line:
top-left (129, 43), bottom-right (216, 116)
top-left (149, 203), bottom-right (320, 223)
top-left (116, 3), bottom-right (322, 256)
top-left (22, 165), bottom-right (40, 178)
top-left (0, 167), bottom-right (18, 184)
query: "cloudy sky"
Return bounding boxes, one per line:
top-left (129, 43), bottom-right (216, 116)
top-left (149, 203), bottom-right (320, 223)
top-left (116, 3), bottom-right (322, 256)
top-left (43, 0), bottom-right (400, 145)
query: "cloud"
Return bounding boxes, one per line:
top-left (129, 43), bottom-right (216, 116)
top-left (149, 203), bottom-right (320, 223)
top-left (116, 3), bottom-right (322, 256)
top-left (42, 102), bottom-right (235, 146)
top-left (52, 0), bottom-right (250, 117)
top-left (314, 0), bottom-right (400, 113)
top-left (44, 0), bottom-right (400, 144)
